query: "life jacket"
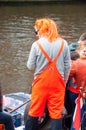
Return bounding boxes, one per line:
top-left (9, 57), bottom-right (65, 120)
top-left (32, 39), bottom-right (65, 90)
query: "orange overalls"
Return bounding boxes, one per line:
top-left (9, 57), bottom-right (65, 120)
top-left (29, 40), bottom-right (65, 119)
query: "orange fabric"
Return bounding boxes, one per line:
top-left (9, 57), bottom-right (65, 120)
top-left (69, 85), bottom-right (79, 93)
top-left (68, 78), bottom-right (79, 93)
top-left (0, 124), bottom-right (3, 130)
top-left (29, 40), bottom-right (65, 119)
top-left (69, 59), bottom-right (86, 93)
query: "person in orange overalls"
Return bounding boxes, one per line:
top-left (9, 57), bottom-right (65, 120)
top-left (25, 18), bottom-right (71, 130)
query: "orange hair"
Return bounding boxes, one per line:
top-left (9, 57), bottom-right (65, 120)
top-left (35, 18), bottom-right (61, 42)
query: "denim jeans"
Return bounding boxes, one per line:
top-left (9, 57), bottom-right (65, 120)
top-left (0, 111), bottom-right (14, 130)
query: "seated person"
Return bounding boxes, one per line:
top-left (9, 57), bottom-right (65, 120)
top-left (0, 82), bottom-right (14, 130)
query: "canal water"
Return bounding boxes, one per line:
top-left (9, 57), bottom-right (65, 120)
top-left (0, 3), bottom-right (86, 94)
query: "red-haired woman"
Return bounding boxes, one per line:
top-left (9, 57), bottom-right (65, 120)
top-left (25, 18), bottom-right (71, 130)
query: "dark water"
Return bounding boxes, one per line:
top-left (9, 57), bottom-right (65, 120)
top-left (0, 3), bottom-right (86, 94)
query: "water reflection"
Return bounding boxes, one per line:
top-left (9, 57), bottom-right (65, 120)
top-left (0, 3), bottom-right (86, 94)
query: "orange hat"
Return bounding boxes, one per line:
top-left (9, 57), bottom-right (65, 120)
top-left (34, 18), bottom-right (61, 42)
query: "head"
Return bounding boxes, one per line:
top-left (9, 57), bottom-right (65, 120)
top-left (76, 33), bottom-right (86, 51)
top-left (77, 45), bottom-right (86, 59)
top-left (78, 33), bottom-right (86, 45)
top-left (34, 18), bottom-right (60, 42)
top-left (70, 51), bottom-right (80, 60)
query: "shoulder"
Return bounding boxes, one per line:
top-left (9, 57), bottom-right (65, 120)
top-left (30, 40), bottom-right (40, 52)
top-left (33, 37), bottom-right (48, 46)
top-left (61, 39), bottom-right (70, 52)
top-left (63, 39), bottom-right (69, 47)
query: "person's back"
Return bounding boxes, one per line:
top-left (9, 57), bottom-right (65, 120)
top-left (26, 18), bottom-right (71, 130)
top-left (27, 18), bottom-right (71, 84)
top-left (28, 37), bottom-right (70, 84)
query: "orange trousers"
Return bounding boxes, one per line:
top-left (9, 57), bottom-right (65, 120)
top-left (29, 83), bottom-right (65, 119)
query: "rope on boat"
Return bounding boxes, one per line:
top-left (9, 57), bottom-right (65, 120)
top-left (10, 99), bottom-right (31, 113)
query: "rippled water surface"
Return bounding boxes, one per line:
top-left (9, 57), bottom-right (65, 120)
top-left (0, 3), bottom-right (86, 94)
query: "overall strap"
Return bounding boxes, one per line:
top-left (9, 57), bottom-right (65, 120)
top-left (37, 39), bottom-right (64, 62)
top-left (37, 42), bottom-right (52, 63)
top-left (54, 40), bottom-right (64, 62)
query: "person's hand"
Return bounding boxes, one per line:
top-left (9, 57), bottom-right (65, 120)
top-left (80, 86), bottom-right (86, 98)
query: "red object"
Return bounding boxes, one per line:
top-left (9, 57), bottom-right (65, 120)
top-left (71, 94), bottom-right (84, 130)
top-left (0, 124), bottom-right (3, 130)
